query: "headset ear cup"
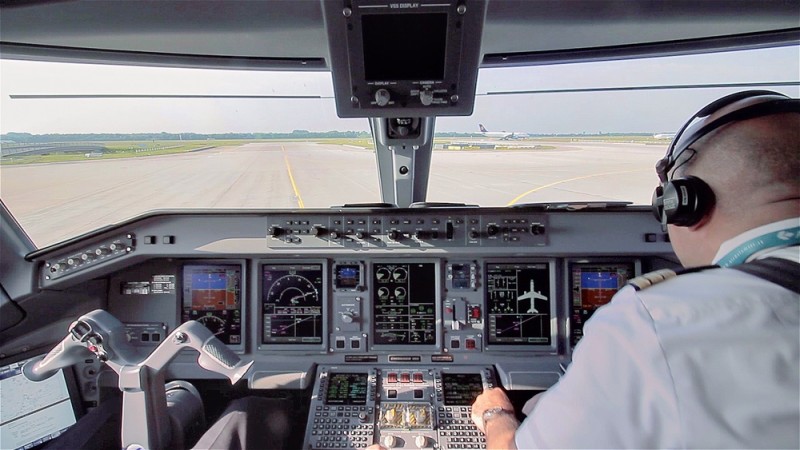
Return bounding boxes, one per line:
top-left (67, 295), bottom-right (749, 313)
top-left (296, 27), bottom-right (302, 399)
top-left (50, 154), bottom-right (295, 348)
top-left (662, 176), bottom-right (716, 227)
top-left (651, 185), bottom-right (665, 222)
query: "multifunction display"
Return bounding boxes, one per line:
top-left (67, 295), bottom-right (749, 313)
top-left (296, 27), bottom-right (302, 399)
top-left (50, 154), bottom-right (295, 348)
top-left (262, 264), bottom-right (323, 344)
top-left (373, 263), bottom-right (437, 345)
top-left (182, 264), bottom-right (242, 345)
top-left (442, 373), bottom-right (484, 406)
top-left (486, 263), bottom-right (552, 345)
top-left (570, 262), bottom-right (635, 346)
top-left (325, 373), bottom-right (368, 405)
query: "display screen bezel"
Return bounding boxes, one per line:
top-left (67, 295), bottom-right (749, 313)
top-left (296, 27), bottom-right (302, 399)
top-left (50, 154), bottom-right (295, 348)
top-left (566, 259), bottom-right (641, 348)
top-left (180, 261), bottom-right (246, 350)
top-left (483, 259), bottom-right (558, 352)
top-left (258, 260), bottom-right (327, 350)
top-left (370, 260), bottom-right (441, 350)
top-left (334, 263), bottom-right (363, 291)
top-left (441, 372), bottom-right (484, 406)
top-left (324, 372), bottom-right (369, 406)
top-left (0, 355), bottom-right (84, 450)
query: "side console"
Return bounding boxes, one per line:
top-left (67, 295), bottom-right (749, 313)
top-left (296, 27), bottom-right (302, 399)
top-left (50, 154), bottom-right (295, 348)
top-left (303, 365), bottom-right (494, 450)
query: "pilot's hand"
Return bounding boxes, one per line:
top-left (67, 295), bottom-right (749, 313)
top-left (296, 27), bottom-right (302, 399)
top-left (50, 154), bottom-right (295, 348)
top-left (471, 387), bottom-right (515, 434)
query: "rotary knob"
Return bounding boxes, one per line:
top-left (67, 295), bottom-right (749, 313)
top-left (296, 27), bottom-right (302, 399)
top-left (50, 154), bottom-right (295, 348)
top-left (415, 435), bottom-right (428, 448)
top-left (383, 435), bottom-right (397, 449)
top-left (487, 224), bottom-right (500, 236)
top-left (387, 230), bottom-right (401, 241)
top-left (268, 226), bottom-right (284, 237)
top-left (420, 90), bottom-right (434, 106)
top-left (375, 89), bottom-right (391, 107)
top-left (329, 230), bottom-right (341, 239)
top-left (531, 223), bottom-right (546, 235)
top-left (355, 231), bottom-right (368, 240)
top-left (310, 226), bottom-right (326, 236)
top-left (340, 312), bottom-right (355, 324)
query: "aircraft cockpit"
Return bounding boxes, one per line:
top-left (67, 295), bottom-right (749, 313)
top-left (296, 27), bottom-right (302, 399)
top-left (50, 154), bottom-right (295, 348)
top-left (1, 1), bottom-right (797, 449)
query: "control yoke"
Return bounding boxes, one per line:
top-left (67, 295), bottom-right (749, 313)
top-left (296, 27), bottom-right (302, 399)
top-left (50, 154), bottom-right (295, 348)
top-left (23, 309), bottom-right (253, 450)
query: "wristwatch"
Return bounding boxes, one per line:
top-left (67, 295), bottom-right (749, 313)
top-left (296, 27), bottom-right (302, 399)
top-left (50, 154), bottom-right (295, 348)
top-left (481, 406), bottom-right (514, 424)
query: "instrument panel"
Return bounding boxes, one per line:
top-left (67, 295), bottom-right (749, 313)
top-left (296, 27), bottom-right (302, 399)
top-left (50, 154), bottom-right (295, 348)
top-left (22, 207), bottom-right (674, 449)
top-left (28, 207), bottom-right (673, 394)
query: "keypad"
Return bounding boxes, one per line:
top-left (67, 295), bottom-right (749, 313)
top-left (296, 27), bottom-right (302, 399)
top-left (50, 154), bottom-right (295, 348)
top-left (437, 406), bottom-right (486, 449)
top-left (310, 405), bottom-right (373, 449)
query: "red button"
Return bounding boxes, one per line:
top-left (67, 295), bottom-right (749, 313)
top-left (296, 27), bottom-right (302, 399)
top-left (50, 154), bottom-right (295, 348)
top-left (413, 372), bottom-right (424, 383)
top-left (470, 307), bottom-right (481, 319)
top-left (465, 339), bottom-right (476, 350)
top-left (388, 372), bottom-right (398, 383)
top-left (400, 373), bottom-right (411, 383)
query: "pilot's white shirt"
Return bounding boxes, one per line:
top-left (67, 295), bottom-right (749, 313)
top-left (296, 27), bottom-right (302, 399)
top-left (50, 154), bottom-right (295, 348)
top-left (515, 220), bottom-right (800, 449)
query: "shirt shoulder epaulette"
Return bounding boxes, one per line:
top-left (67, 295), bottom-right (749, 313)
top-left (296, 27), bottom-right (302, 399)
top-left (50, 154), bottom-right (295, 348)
top-left (628, 265), bottom-right (719, 291)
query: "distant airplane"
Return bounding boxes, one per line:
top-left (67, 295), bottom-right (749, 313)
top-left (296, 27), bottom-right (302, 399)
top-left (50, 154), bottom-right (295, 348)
top-left (479, 124), bottom-right (529, 140)
top-left (653, 133), bottom-right (676, 139)
top-left (517, 280), bottom-right (548, 313)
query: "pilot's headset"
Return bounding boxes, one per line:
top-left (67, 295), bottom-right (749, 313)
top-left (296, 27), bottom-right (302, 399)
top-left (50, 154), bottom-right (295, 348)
top-left (651, 90), bottom-right (800, 231)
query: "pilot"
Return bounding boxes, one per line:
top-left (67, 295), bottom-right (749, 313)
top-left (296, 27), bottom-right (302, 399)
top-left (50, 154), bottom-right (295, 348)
top-left (470, 91), bottom-right (800, 449)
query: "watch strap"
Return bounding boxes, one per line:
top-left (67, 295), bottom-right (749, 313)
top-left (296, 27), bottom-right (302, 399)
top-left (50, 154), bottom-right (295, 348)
top-left (481, 406), bottom-right (514, 424)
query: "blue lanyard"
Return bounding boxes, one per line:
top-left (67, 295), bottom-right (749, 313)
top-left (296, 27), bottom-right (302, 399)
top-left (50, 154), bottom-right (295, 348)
top-left (716, 226), bottom-right (800, 267)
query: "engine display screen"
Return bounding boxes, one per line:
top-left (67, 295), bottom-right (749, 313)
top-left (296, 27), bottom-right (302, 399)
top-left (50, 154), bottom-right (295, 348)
top-left (362, 13), bottom-right (447, 81)
top-left (486, 263), bottom-right (552, 345)
top-left (570, 262), bottom-right (635, 346)
top-left (262, 264), bottom-right (323, 344)
top-left (182, 264), bottom-right (242, 345)
top-left (373, 263), bottom-right (437, 345)
top-left (442, 373), bottom-right (484, 406)
top-left (325, 373), bottom-right (368, 405)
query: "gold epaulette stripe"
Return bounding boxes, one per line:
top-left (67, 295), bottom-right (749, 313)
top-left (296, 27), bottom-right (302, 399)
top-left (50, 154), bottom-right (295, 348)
top-left (628, 269), bottom-right (678, 291)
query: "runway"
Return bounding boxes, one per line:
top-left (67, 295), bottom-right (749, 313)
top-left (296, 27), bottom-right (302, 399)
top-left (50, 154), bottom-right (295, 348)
top-left (0, 141), bottom-right (665, 247)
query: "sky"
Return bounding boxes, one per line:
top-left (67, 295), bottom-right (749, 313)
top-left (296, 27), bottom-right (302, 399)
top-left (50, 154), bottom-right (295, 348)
top-left (1, 46), bottom-right (798, 135)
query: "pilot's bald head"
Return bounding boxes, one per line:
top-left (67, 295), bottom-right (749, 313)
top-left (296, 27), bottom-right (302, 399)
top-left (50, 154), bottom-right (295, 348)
top-left (678, 111), bottom-right (800, 219)
top-left (668, 111), bottom-right (800, 267)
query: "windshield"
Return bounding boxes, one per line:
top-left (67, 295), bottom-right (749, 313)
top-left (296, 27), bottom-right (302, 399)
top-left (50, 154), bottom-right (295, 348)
top-left (1, 46), bottom-right (798, 248)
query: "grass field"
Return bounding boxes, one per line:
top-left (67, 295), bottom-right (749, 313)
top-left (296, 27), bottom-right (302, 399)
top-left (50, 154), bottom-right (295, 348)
top-left (0, 135), bottom-right (663, 166)
top-left (0, 140), bottom-right (265, 165)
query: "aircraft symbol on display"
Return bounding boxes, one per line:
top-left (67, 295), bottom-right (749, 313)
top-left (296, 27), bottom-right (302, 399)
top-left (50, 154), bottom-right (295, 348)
top-left (517, 280), bottom-right (548, 313)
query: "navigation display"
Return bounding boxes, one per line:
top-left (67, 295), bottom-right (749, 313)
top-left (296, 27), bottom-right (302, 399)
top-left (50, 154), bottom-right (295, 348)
top-left (373, 263), bottom-right (437, 345)
top-left (0, 357), bottom-right (77, 450)
top-left (442, 373), bottom-right (484, 406)
top-left (325, 373), bottom-right (368, 405)
top-left (262, 264), bottom-right (324, 344)
top-left (570, 262), bottom-right (635, 346)
top-left (182, 264), bottom-right (243, 345)
top-left (486, 263), bottom-right (553, 345)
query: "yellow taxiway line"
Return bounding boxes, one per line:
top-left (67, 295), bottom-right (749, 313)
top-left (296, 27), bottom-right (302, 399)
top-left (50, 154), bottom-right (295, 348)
top-left (282, 146), bottom-right (305, 208)
top-left (506, 169), bottom-right (648, 206)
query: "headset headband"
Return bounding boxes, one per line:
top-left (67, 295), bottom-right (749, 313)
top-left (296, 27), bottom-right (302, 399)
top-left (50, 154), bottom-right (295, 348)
top-left (656, 90), bottom-right (799, 182)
